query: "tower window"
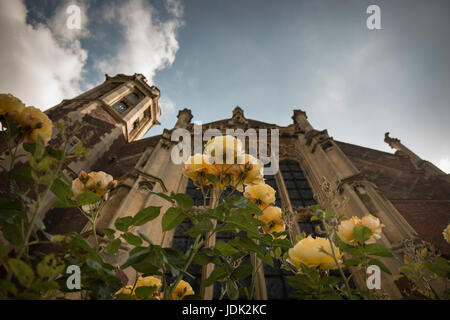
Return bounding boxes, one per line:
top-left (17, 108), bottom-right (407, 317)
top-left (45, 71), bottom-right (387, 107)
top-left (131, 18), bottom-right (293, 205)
top-left (125, 93), bottom-right (140, 105)
top-left (112, 101), bottom-right (128, 114)
top-left (133, 119), bottom-right (140, 130)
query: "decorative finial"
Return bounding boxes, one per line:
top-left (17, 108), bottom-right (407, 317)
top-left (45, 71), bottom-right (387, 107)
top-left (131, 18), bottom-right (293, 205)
top-left (384, 132), bottom-right (401, 149)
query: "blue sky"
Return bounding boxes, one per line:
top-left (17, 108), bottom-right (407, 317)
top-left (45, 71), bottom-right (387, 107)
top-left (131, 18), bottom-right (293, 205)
top-left (1, 0), bottom-right (449, 172)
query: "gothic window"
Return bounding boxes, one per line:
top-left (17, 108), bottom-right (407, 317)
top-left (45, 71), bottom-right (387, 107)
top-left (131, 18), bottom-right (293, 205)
top-left (280, 160), bottom-right (316, 207)
top-left (112, 101), bottom-right (128, 114)
top-left (169, 220), bottom-right (202, 294)
top-left (298, 218), bottom-right (323, 237)
top-left (264, 258), bottom-right (292, 300)
top-left (185, 179), bottom-right (210, 206)
top-left (264, 168), bottom-right (282, 207)
top-left (213, 230), bottom-right (251, 299)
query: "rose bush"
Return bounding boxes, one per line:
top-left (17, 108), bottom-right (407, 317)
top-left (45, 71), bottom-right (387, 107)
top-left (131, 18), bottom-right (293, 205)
top-left (0, 93), bottom-right (448, 300)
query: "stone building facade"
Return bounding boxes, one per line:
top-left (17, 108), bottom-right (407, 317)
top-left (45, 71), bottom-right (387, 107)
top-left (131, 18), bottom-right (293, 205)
top-left (30, 74), bottom-right (450, 299)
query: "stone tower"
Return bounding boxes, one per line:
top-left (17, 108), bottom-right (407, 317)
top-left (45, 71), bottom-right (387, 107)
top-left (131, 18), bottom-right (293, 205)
top-left (40, 73), bottom-right (161, 231)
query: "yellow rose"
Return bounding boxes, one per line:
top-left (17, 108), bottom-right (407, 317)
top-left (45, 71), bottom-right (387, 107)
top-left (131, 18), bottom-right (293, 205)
top-left (183, 154), bottom-right (216, 185)
top-left (361, 214), bottom-right (384, 244)
top-left (71, 171), bottom-right (115, 212)
top-left (337, 214), bottom-right (384, 245)
top-left (135, 276), bottom-right (162, 298)
top-left (86, 171), bottom-right (114, 196)
top-left (288, 235), bottom-right (342, 270)
top-left (244, 183), bottom-right (276, 208)
top-left (136, 276), bottom-right (162, 290)
top-left (15, 106), bottom-right (53, 144)
top-left (170, 280), bottom-right (194, 300)
top-left (204, 135), bottom-right (244, 164)
top-left (114, 285), bottom-right (134, 296)
top-left (257, 206), bottom-right (286, 239)
top-left (337, 216), bottom-right (361, 244)
top-left (0, 93), bottom-right (25, 118)
top-left (443, 224), bottom-right (450, 244)
top-left (230, 154), bottom-right (264, 189)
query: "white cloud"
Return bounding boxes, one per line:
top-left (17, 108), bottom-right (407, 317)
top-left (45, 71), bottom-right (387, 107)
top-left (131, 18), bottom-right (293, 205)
top-left (49, 1), bottom-right (90, 42)
top-left (158, 95), bottom-right (177, 118)
top-left (437, 158), bottom-right (450, 174)
top-left (0, 0), bottom-right (87, 110)
top-left (97, 0), bottom-right (184, 84)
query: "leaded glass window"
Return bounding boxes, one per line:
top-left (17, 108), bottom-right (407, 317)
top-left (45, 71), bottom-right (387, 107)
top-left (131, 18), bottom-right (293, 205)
top-left (112, 101), bottom-right (128, 114)
top-left (185, 179), bottom-right (210, 206)
top-left (169, 219), bottom-right (202, 294)
top-left (264, 258), bottom-right (292, 299)
top-left (280, 160), bottom-right (315, 207)
top-left (126, 93), bottom-right (140, 105)
top-left (264, 169), bottom-right (281, 207)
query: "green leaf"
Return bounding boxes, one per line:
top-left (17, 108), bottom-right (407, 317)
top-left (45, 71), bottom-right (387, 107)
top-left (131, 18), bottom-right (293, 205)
top-left (215, 241), bottom-right (240, 256)
top-left (227, 211), bottom-right (259, 236)
top-left (8, 165), bottom-right (33, 182)
top-left (134, 286), bottom-right (157, 299)
top-left (352, 225), bottom-right (373, 244)
top-left (51, 178), bottom-right (73, 201)
top-left (203, 267), bottom-right (227, 287)
top-left (103, 228), bottom-right (115, 240)
top-left (344, 258), bottom-right (361, 267)
top-left (120, 247), bottom-right (152, 269)
top-left (273, 238), bottom-right (293, 249)
top-left (226, 280), bottom-right (239, 300)
top-left (172, 193), bottom-right (194, 210)
top-left (193, 251), bottom-right (220, 265)
top-left (36, 254), bottom-right (65, 278)
top-left (8, 258), bottom-right (35, 288)
top-left (424, 257), bottom-right (450, 278)
top-left (186, 219), bottom-right (213, 237)
top-left (263, 253), bottom-right (274, 267)
top-left (0, 198), bottom-right (24, 218)
top-left (1, 222), bottom-right (22, 245)
top-left (122, 232), bottom-right (143, 247)
top-left (368, 258), bottom-right (392, 275)
top-left (229, 237), bottom-right (265, 257)
top-left (23, 142), bottom-right (36, 154)
top-left (364, 243), bottom-right (393, 257)
top-left (161, 207), bottom-right (186, 232)
top-left (52, 199), bottom-right (77, 208)
top-left (337, 237), bottom-right (363, 257)
top-left (232, 264), bottom-right (253, 280)
top-left (76, 191), bottom-right (101, 206)
top-left (106, 239), bottom-right (121, 255)
top-left (150, 192), bottom-right (174, 203)
top-left (137, 231), bottom-right (153, 244)
top-left (132, 206), bottom-right (161, 226)
top-left (205, 174), bottom-right (218, 183)
top-left (114, 216), bottom-right (134, 232)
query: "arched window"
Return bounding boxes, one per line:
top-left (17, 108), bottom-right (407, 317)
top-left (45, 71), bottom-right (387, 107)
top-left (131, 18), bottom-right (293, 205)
top-left (112, 101), bottom-right (128, 114)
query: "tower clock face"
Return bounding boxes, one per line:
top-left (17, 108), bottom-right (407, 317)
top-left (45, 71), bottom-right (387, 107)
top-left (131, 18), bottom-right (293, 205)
top-left (113, 101), bottom-right (128, 114)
